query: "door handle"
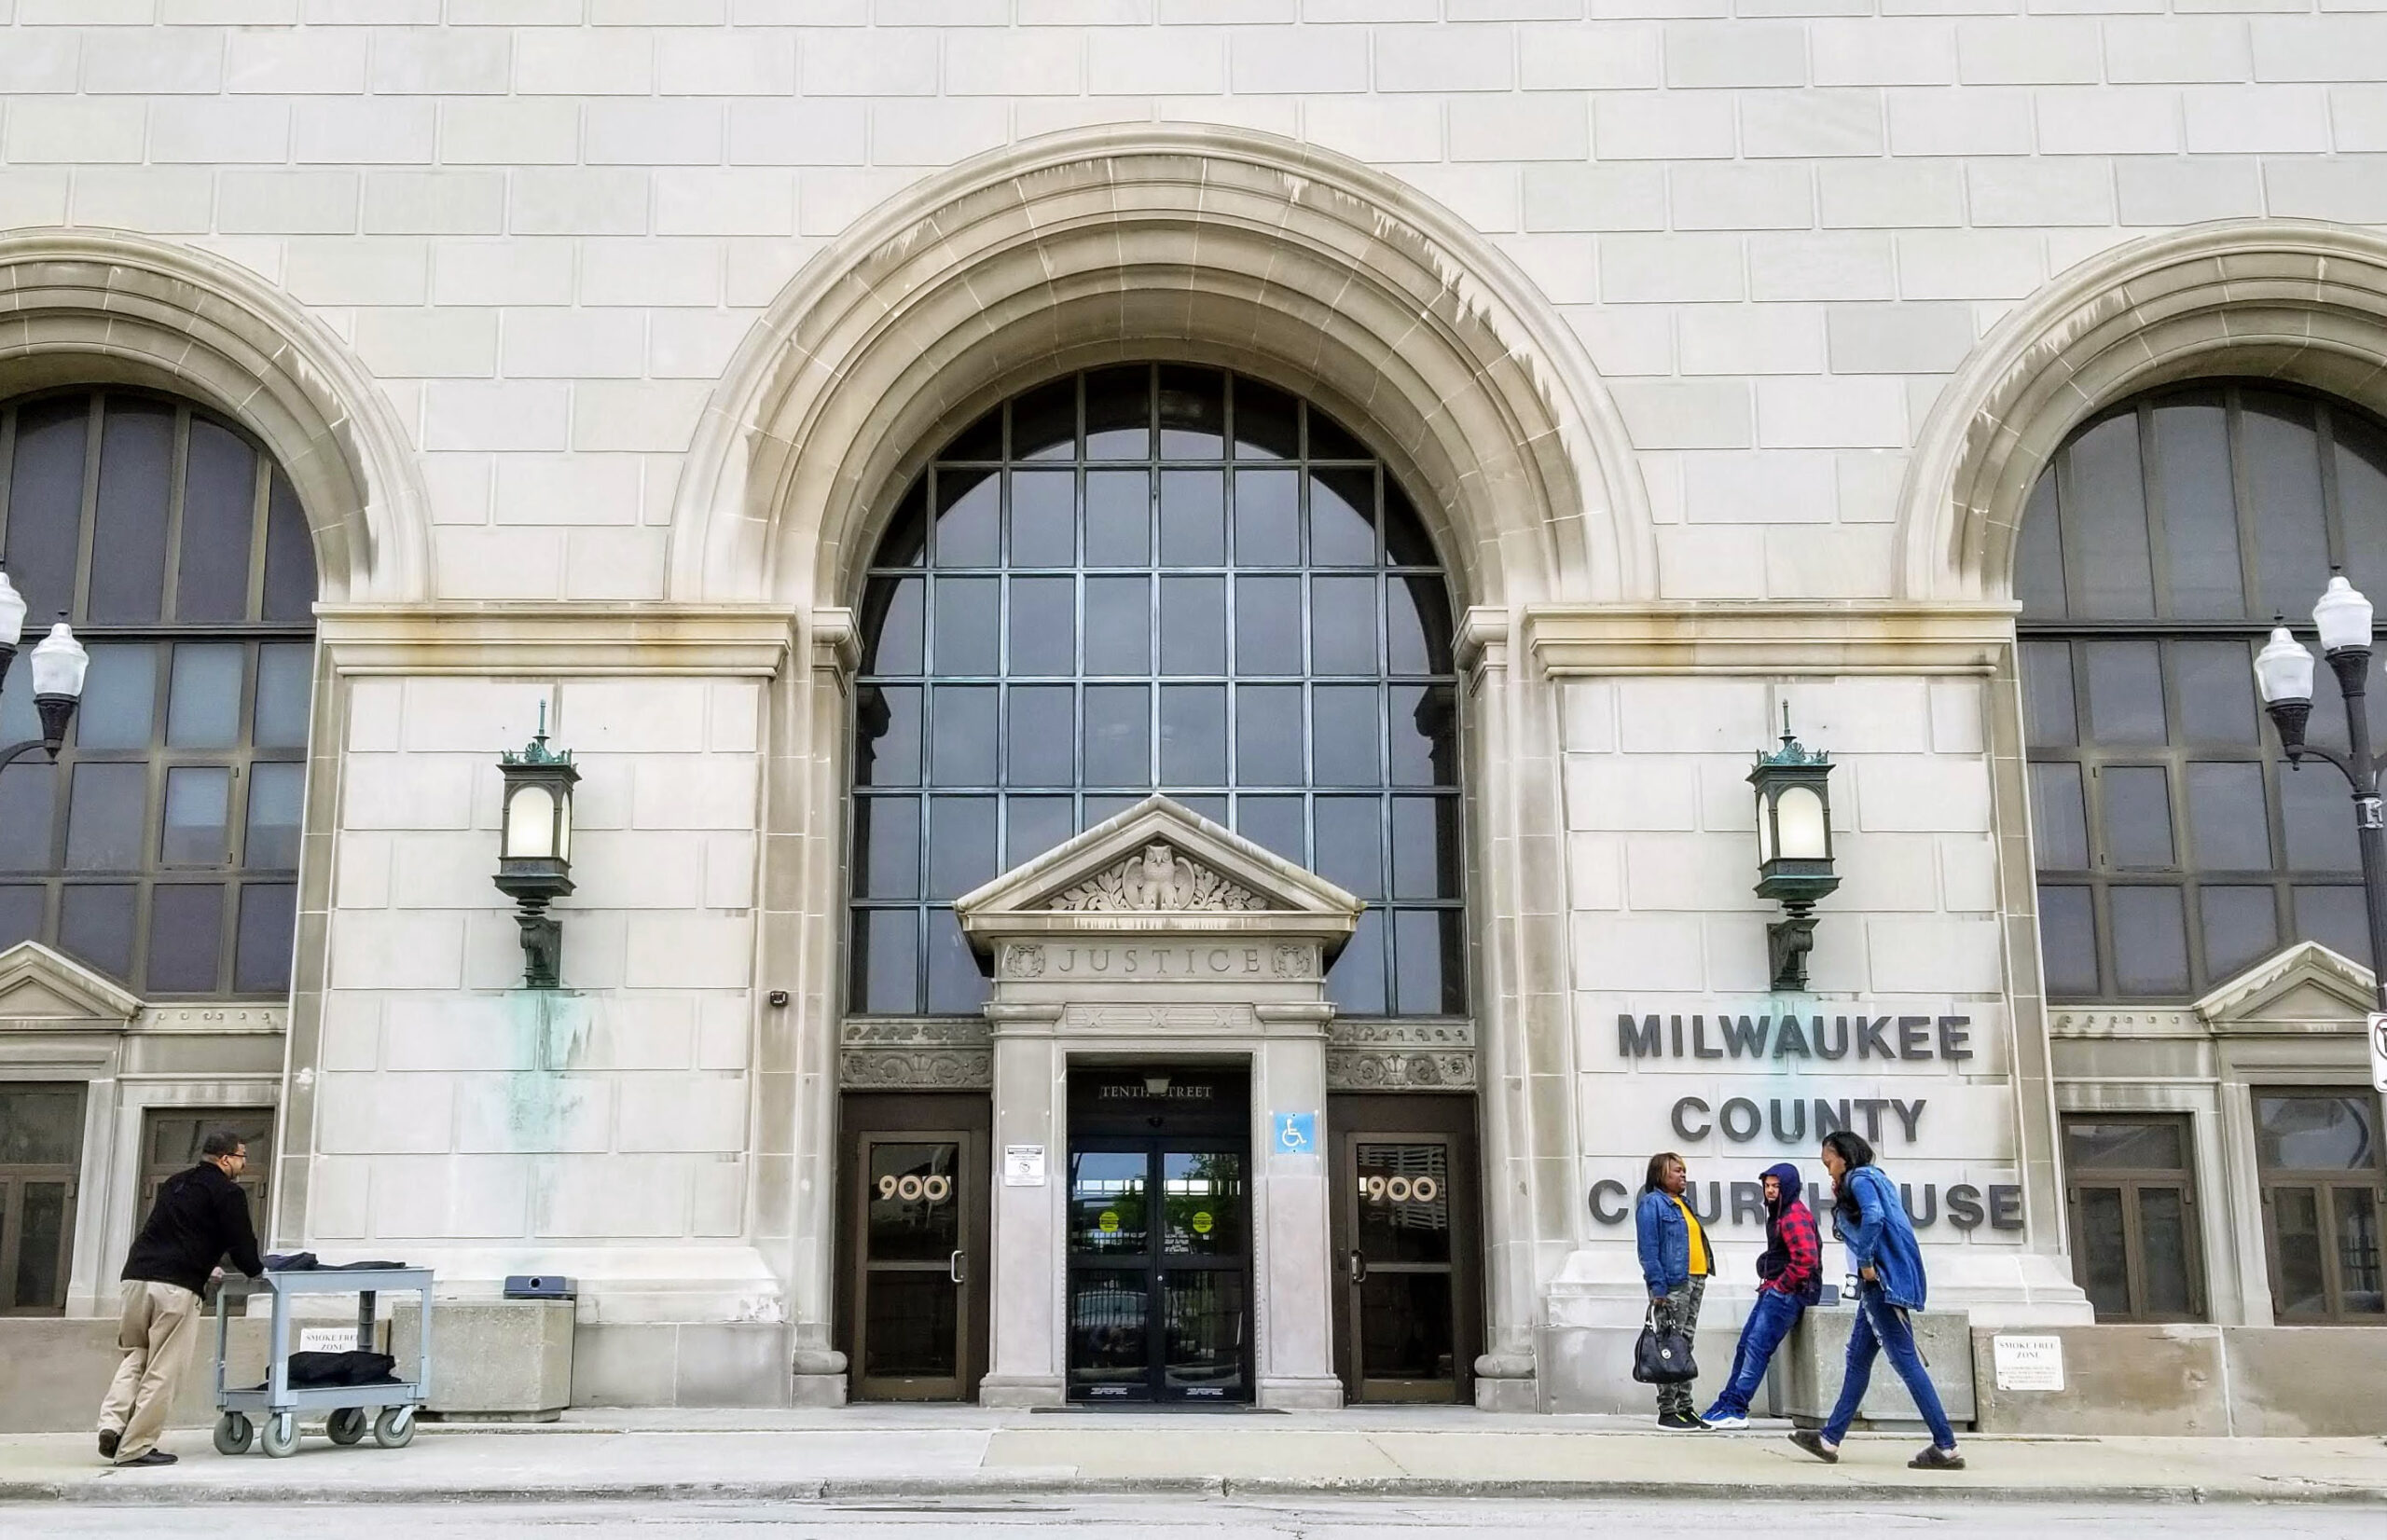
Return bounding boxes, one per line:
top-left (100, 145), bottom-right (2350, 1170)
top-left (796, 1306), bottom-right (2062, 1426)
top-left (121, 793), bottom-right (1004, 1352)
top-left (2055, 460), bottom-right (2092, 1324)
top-left (1348, 1249), bottom-right (1368, 1284)
top-left (949, 1250), bottom-right (965, 1284)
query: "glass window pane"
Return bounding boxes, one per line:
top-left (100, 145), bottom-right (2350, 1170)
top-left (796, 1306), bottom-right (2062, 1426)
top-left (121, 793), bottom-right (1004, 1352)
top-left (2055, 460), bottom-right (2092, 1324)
top-left (931, 576), bottom-right (999, 673)
top-left (1007, 796), bottom-right (1072, 867)
top-left (1233, 378), bottom-right (1299, 461)
top-left (933, 467), bottom-right (1000, 567)
top-left (2138, 1187), bottom-right (2198, 1317)
top-left (1328, 907), bottom-right (1387, 1015)
top-left (2282, 769), bottom-right (2357, 871)
top-left (2109, 886), bottom-right (2188, 996)
top-left (2270, 1185), bottom-right (2328, 1316)
top-left (861, 576), bottom-right (924, 675)
top-left (945, 406), bottom-right (1002, 462)
top-left (1311, 576), bottom-right (1378, 676)
top-left (0, 650), bottom-right (29, 748)
top-left (1083, 684), bottom-right (1151, 788)
top-left (1394, 908), bottom-right (1463, 1014)
top-left (4, 396), bottom-right (90, 622)
top-left (166, 642), bottom-right (244, 749)
top-left (1009, 685), bottom-right (1074, 787)
top-left (2077, 1186), bottom-right (2131, 1317)
top-left (924, 908), bottom-right (987, 1012)
top-left (854, 795), bottom-right (919, 900)
top-left (0, 1085), bottom-right (85, 1163)
top-left (0, 761), bottom-right (57, 873)
top-left (1315, 686), bottom-right (1381, 786)
top-left (2015, 472), bottom-right (2065, 621)
top-left (1157, 366), bottom-right (1224, 459)
top-left (2030, 763), bottom-right (2090, 870)
top-left (12, 1179), bottom-right (70, 1311)
top-left (2151, 392), bottom-right (2244, 619)
top-left (1390, 683), bottom-right (1456, 787)
top-left (1235, 795), bottom-right (1304, 864)
top-left (1159, 471), bottom-right (1224, 565)
top-left (2332, 1188), bottom-right (2382, 1314)
top-left (1011, 470), bottom-right (1075, 567)
top-left (146, 883), bottom-right (224, 994)
top-left (2255, 1093), bottom-right (2380, 1173)
top-left (1233, 468), bottom-right (1299, 563)
top-left (2199, 885), bottom-right (2278, 982)
top-left (259, 472), bottom-right (314, 622)
top-left (2186, 763), bottom-right (2269, 871)
top-left (1084, 365), bottom-right (1152, 461)
top-left (1085, 470), bottom-right (1150, 566)
top-left (851, 908), bottom-right (918, 1013)
top-left (0, 885), bottom-right (43, 949)
top-left (1012, 378), bottom-right (1077, 461)
top-left (176, 418), bottom-right (258, 624)
top-left (1315, 797), bottom-right (1383, 900)
top-left (2084, 640), bottom-right (2166, 746)
top-left (87, 401), bottom-right (174, 625)
top-left (2334, 406), bottom-right (2387, 602)
top-left (2174, 639), bottom-right (2257, 744)
top-left (2293, 885), bottom-right (2367, 961)
top-left (1234, 576), bottom-right (1302, 674)
top-left (879, 483), bottom-right (929, 567)
top-left (928, 685), bottom-right (998, 786)
top-left (855, 685), bottom-right (921, 787)
top-left (926, 797), bottom-right (998, 901)
top-left (1391, 796), bottom-right (1462, 900)
top-left (1384, 483), bottom-right (1439, 569)
top-left (2242, 392), bottom-right (2332, 620)
top-left (2064, 1119), bottom-right (2187, 1170)
top-left (232, 881), bottom-right (296, 994)
top-left (1083, 576), bottom-right (1151, 675)
top-left (65, 763), bottom-right (146, 871)
top-left (72, 644), bottom-right (156, 751)
top-left (59, 883), bottom-right (135, 980)
top-left (1160, 576), bottom-right (1225, 675)
top-left (1008, 577), bottom-right (1074, 676)
top-left (1310, 467), bottom-right (1375, 565)
top-left (1159, 685), bottom-right (1226, 786)
top-left (2021, 641), bottom-right (2077, 748)
top-left (253, 642), bottom-right (312, 749)
top-left (2063, 410), bottom-right (2156, 618)
top-left (160, 766), bottom-right (230, 867)
top-left (1387, 575), bottom-right (1453, 676)
top-left (1235, 685), bottom-right (1303, 787)
top-left (1308, 404), bottom-right (1370, 461)
top-left (2039, 885), bottom-right (2100, 997)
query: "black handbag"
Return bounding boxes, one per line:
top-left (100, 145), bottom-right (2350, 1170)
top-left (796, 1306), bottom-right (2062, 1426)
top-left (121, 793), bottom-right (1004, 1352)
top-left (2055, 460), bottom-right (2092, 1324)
top-left (1631, 1305), bottom-right (1699, 1384)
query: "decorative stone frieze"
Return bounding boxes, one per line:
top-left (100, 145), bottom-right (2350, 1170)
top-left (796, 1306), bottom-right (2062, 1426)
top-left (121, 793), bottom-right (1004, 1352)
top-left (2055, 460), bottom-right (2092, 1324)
top-left (839, 1017), bottom-right (993, 1090)
top-left (1325, 1018), bottom-right (1478, 1092)
top-left (1046, 844), bottom-right (1271, 914)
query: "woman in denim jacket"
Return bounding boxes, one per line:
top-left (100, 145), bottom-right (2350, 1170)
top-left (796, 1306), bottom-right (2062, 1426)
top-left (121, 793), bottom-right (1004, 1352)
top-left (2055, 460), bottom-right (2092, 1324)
top-left (1632, 1150), bottom-right (1712, 1430)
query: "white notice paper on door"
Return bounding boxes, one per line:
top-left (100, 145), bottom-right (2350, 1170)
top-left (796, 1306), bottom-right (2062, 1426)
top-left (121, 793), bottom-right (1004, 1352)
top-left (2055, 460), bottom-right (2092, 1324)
top-left (1002, 1144), bottom-right (1046, 1186)
top-left (1992, 1334), bottom-right (2064, 1392)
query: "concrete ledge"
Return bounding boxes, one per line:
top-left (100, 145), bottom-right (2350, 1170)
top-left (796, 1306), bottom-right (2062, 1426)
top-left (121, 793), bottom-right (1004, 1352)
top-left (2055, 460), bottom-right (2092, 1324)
top-left (0, 1317), bottom-right (270, 1435)
top-left (1768, 1308), bottom-right (1978, 1428)
top-left (1972, 1324), bottom-right (2387, 1437)
top-left (392, 1301), bottom-right (572, 1421)
top-left (570, 1323), bottom-right (793, 1409)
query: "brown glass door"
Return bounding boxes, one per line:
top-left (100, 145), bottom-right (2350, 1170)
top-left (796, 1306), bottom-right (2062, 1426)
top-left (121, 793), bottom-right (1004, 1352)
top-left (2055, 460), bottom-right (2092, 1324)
top-left (1330, 1094), bottom-right (1481, 1403)
top-left (839, 1093), bottom-right (991, 1400)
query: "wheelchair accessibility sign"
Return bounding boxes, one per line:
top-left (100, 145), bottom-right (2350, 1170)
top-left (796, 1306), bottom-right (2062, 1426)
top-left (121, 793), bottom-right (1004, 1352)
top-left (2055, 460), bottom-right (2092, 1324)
top-left (1273, 1111), bottom-right (1318, 1155)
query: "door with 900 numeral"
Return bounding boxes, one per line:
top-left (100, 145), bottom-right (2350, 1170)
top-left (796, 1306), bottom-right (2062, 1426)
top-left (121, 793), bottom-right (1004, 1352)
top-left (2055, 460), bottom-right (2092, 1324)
top-left (1328, 1093), bottom-right (1482, 1404)
top-left (839, 1093), bottom-right (991, 1401)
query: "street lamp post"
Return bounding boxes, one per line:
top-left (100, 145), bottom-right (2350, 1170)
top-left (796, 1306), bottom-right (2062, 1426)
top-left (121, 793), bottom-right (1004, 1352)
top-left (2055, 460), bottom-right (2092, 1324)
top-left (0, 567), bottom-right (89, 774)
top-left (2253, 571), bottom-right (2387, 1012)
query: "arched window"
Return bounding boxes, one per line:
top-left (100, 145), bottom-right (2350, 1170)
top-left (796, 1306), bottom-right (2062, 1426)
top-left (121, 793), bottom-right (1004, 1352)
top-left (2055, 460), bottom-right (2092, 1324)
top-left (2018, 384), bottom-right (2387, 1000)
top-left (0, 391), bottom-right (317, 997)
top-left (849, 365), bottom-right (1462, 1018)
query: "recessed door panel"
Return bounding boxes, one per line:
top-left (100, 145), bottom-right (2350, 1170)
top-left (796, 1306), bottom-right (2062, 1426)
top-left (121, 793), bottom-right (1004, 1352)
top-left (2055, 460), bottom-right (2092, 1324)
top-left (839, 1093), bottom-right (990, 1401)
top-left (1329, 1094), bottom-right (1481, 1404)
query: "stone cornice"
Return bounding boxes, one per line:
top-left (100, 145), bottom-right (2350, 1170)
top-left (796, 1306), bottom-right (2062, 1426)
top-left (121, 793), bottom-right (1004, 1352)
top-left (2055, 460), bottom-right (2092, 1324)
top-left (317, 603), bottom-right (798, 677)
top-left (1521, 601), bottom-right (2019, 678)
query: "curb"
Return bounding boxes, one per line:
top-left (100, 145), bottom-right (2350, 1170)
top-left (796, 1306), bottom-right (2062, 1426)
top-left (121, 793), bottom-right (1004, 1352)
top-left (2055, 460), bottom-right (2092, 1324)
top-left (6, 1475), bottom-right (2386, 1506)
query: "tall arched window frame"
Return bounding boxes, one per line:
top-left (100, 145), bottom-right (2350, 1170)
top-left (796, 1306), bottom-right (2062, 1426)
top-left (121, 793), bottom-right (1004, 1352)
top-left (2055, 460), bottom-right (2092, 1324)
top-left (2018, 383), bottom-right (2387, 1000)
top-left (0, 390), bottom-right (317, 998)
top-left (848, 364), bottom-right (1464, 1019)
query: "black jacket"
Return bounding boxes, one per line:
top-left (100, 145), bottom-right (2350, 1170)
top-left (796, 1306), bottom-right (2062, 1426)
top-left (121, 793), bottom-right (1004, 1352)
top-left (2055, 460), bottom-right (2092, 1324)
top-left (123, 1162), bottom-right (264, 1296)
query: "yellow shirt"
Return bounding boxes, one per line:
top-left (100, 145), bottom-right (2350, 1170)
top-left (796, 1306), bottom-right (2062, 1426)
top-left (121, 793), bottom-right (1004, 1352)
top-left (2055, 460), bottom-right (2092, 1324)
top-left (1670, 1195), bottom-right (1710, 1277)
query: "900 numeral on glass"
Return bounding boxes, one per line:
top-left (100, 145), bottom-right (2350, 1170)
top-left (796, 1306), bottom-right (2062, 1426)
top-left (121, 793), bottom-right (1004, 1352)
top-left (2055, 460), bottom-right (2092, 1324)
top-left (877, 1173), bottom-right (952, 1203)
top-left (1358, 1174), bottom-right (1438, 1204)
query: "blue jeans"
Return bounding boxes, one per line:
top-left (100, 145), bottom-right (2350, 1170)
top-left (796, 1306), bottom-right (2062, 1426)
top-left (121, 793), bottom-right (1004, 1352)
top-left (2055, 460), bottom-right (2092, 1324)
top-left (1703, 1287), bottom-right (1804, 1418)
top-left (1822, 1285), bottom-right (1957, 1449)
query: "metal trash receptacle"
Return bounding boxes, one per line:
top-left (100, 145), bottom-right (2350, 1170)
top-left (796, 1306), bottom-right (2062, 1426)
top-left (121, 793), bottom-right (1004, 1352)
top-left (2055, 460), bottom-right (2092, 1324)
top-left (212, 1267), bottom-right (434, 1458)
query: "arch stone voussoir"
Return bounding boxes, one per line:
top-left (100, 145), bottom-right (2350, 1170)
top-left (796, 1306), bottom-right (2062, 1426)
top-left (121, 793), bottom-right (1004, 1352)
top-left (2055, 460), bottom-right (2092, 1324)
top-left (1902, 219), bottom-right (2387, 601)
top-left (671, 124), bottom-right (1648, 612)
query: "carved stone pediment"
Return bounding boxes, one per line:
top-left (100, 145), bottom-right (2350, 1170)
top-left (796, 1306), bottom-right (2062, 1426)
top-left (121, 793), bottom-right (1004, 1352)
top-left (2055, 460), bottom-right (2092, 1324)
top-left (1048, 843), bottom-right (1270, 914)
top-left (0, 941), bottom-right (143, 1030)
top-left (2194, 941), bottom-right (2376, 1031)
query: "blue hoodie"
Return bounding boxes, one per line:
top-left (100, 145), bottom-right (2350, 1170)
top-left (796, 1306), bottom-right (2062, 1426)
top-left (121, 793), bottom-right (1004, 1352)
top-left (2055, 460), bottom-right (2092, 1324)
top-left (1833, 1162), bottom-right (1927, 1311)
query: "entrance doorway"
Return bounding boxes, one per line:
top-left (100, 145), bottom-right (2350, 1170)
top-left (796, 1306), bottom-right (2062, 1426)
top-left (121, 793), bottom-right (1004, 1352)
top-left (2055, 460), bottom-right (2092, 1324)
top-left (837, 1093), bottom-right (991, 1401)
top-left (1066, 1066), bottom-right (1252, 1404)
top-left (1328, 1093), bottom-right (1482, 1403)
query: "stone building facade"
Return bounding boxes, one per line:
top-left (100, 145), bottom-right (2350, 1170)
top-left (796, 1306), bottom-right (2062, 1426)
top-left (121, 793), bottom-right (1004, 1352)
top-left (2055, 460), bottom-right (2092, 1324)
top-left (0, 4), bottom-right (2381, 1419)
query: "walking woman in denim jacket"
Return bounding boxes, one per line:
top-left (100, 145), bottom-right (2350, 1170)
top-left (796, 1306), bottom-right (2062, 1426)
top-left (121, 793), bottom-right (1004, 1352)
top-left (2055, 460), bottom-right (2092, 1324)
top-left (1789, 1131), bottom-right (1966, 1470)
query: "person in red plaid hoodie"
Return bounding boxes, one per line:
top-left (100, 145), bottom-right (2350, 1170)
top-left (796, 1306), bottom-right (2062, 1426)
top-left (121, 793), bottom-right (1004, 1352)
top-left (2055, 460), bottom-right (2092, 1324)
top-left (1698, 1162), bottom-right (1821, 1429)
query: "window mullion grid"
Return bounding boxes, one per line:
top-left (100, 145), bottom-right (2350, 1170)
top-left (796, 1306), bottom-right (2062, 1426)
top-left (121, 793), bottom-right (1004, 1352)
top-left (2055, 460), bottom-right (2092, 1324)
top-left (0, 408), bottom-right (18, 555)
top-left (2136, 400), bottom-right (2176, 621)
top-left (69, 392), bottom-right (103, 626)
top-left (159, 406), bottom-right (191, 626)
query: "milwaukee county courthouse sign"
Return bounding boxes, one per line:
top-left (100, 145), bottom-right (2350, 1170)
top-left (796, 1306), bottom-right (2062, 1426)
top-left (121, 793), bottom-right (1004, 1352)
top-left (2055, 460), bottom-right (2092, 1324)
top-left (0, 7), bottom-right (2382, 1430)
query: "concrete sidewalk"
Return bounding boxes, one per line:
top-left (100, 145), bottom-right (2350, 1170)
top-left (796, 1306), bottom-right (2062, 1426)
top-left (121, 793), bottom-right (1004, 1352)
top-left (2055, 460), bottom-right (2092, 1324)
top-left (3, 1408), bottom-right (2383, 1506)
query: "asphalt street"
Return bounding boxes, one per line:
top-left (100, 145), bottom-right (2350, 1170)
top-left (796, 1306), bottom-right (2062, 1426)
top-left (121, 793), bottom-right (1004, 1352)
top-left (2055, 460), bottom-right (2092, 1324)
top-left (16, 1497), bottom-right (2387, 1539)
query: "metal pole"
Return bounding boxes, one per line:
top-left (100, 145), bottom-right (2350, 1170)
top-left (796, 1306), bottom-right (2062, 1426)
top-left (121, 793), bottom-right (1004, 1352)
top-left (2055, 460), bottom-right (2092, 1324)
top-left (2329, 650), bottom-right (2387, 1013)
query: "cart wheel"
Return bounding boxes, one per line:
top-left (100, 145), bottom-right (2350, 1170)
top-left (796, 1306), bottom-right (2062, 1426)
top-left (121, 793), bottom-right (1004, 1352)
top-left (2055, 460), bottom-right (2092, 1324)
top-left (372, 1406), bottom-right (416, 1450)
top-left (213, 1413), bottom-right (254, 1456)
top-left (326, 1407), bottom-right (368, 1446)
top-left (260, 1412), bottom-right (299, 1458)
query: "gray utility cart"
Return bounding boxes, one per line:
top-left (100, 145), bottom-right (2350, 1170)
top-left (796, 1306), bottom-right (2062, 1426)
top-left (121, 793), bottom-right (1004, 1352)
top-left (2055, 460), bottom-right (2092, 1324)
top-left (212, 1267), bottom-right (434, 1458)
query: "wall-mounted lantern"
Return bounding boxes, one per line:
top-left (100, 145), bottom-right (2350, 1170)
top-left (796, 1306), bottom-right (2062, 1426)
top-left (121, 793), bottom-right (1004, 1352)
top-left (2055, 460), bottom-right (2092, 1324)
top-left (1749, 707), bottom-right (1839, 993)
top-left (495, 703), bottom-right (578, 990)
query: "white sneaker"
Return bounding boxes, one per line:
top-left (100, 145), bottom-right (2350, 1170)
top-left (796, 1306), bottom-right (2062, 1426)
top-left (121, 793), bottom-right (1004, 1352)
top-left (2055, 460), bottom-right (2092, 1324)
top-left (1699, 1410), bottom-right (1748, 1430)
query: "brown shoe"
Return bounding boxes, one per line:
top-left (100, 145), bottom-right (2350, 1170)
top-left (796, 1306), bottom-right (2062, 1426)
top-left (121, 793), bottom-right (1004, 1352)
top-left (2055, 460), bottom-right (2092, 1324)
top-left (1788, 1428), bottom-right (1840, 1464)
top-left (1909, 1445), bottom-right (1966, 1471)
top-left (97, 1429), bottom-right (118, 1460)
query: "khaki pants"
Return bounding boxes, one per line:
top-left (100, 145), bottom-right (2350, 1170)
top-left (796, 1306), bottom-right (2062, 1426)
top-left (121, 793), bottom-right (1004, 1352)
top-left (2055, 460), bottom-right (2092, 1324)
top-left (98, 1280), bottom-right (200, 1462)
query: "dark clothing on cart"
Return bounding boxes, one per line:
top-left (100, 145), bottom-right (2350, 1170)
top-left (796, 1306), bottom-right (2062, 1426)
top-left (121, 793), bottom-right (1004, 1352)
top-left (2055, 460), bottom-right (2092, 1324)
top-left (286, 1350), bottom-right (400, 1389)
top-left (123, 1162), bottom-right (263, 1296)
